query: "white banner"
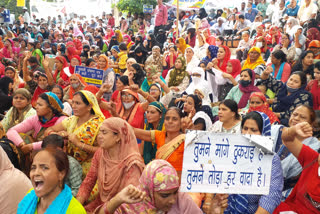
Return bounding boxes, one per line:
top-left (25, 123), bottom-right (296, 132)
top-left (180, 131), bottom-right (274, 195)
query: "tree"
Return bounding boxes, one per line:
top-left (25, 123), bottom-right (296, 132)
top-left (3, 0), bottom-right (31, 19)
top-left (117, 0), bottom-right (157, 14)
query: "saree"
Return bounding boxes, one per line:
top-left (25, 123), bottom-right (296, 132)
top-left (242, 47), bottom-right (266, 70)
top-left (155, 131), bottom-right (185, 172)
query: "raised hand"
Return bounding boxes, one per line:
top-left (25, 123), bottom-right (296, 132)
top-left (116, 184), bottom-right (145, 204)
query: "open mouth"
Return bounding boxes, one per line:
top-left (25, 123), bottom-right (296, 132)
top-left (34, 180), bottom-right (44, 191)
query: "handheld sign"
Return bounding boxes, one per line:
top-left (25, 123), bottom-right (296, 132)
top-left (143, 5), bottom-right (153, 14)
top-left (75, 66), bottom-right (105, 87)
top-left (180, 131), bottom-right (274, 195)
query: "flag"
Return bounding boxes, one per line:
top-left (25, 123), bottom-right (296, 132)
top-left (17, 0), bottom-right (25, 7)
top-left (171, 0), bottom-right (206, 9)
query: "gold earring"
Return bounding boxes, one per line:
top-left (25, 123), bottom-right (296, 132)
top-left (59, 180), bottom-right (63, 188)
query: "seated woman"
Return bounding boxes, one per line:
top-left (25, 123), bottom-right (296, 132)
top-left (241, 47), bottom-right (266, 78)
top-left (63, 74), bottom-right (87, 103)
top-left (273, 122), bottom-right (319, 213)
top-left (51, 85), bottom-right (73, 116)
top-left (110, 76), bottom-right (129, 104)
top-left (142, 101), bottom-right (166, 164)
top-left (76, 117), bottom-right (144, 212)
top-left (165, 56), bottom-right (190, 94)
top-left (4, 66), bottom-right (22, 92)
top-left (185, 67), bottom-right (212, 98)
top-left (0, 76), bottom-right (14, 115)
top-left (53, 56), bottom-right (70, 88)
top-left (46, 90), bottom-right (105, 173)
top-left (17, 148), bottom-right (86, 213)
top-left (222, 111), bottom-right (283, 214)
top-left (0, 146), bottom-right (32, 214)
top-left (260, 70), bottom-right (313, 126)
top-left (202, 45), bottom-right (219, 65)
top-left (306, 61), bottom-right (320, 110)
top-left (271, 105), bottom-right (319, 199)
top-left (176, 37), bottom-right (187, 55)
top-left (213, 69), bottom-right (260, 116)
top-left (247, 92), bottom-right (280, 124)
top-left (98, 160), bottom-right (203, 214)
top-left (273, 33), bottom-right (295, 63)
top-left (162, 44), bottom-right (178, 78)
top-left (7, 92), bottom-right (67, 155)
top-left (267, 49), bottom-right (291, 83)
top-left (185, 47), bottom-right (200, 75)
top-left (97, 55), bottom-right (115, 101)
top-left (134, 107), bottom-right (186, 177)
top-left (215, 59), bottom-right (241, 101)
top-left (1, 88), bottom-right (36, 132)
top-left (209, 99), bottom-right (241, 133)
top-left (291, 50), bottom-right (315, 81)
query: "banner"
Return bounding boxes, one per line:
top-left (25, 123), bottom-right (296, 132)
top-left (17, 0), bottom-right (26, 7)
top-left (143, 5), bottom-right (153, 14)
top-left (171, 0), bottom-right (206, 9)
top-left (180, 131), bottom-right (274, 195)
top-left (75, 66), bottom-right (105, 87)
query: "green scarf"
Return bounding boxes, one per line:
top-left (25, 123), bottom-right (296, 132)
top-left (168, 56), bottom-right (189, 87)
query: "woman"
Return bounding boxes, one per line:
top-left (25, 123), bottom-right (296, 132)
top-left (142, 102), bottom-right (167, 164)
top-left (202, 28), bottom-right (216, 45)
top-left (0, 39), bottom-right (14, 59)
top-left (257, 0), bottom-right (269, 18)
top-left (241, 47), bottom-right (266, 76)
top-left (165, 56), bottom-right (190, 93)
top-left (209, 99), bottom-right (241, 133)
top-left (106, 88), bottom-right (148, 129)
top-left (216, 59), bottom-right (241, 101)
top-left (213, 45), bottom-right (231, 72)
top-left (145, 34), bottom-right (160, 53)
top-left (224, 69), bottom-right (260, 110)
top-left (144, 46), bottom-right (163, 75)
top-left (0, 145), bottom-right (32, 214)
top-left (95, 35), bottom-right (108, 54)
top-left (97, 55), bottom-right (115, 101)
top-left (110, 76), bottom-right (129, 104)
top-left (67, 55), bottom-right (81, 75)
top-left (185, 47), bottom-right (200, 75)
top-left (17, 148), bottom-right (86, 213)
top-left (46, 90), bottom-right (105, 171)
top-left (285, 17), bottom-right (300, 38)
top-left (123, 34), bottom-right (134, 50)
top-left (265, 26), bottom-right (282, 47)
top-left (1, 88), bottom-right (36, 132)
top-left (273, 33), bottom-right (295, 63)
top-left (63, 74), bottom-right (88, 102)
top-left (162, 45), bottom-right (178, 78)
top-left (261, 70), bottom-right (313, 126)
top-left (222, 111), bottom-right (283, 214)
top-left (248, 92), bottom-right (280, 124)
top-left (53, 56), bottom-right (70, 88)
top-left (185, 67), bottom-right (212, 98)
top-left (108, 36), bottom-right (119, 52)
top-left (273, 122), bottom-right (319, 213)
top-left (7, 92), bottom-right (67, 154)
top-left (268, 49), bottom-right (291, 83)
top-left (0, 76), bottom-right (13, 114)
top-left (149, 83), bottom-right (163, 101)
top-left (202, 45), bottom-right (219, 65)
top-left (134, 107), bottom-right (186, 176)
top-left (131, 63), bottom-right (146, 87)
top-left (291, 50), bottom-right (315, 80)
top-left (76, 117), bottom-right (144, 212)
top-left (306, 61), bottom-right (320, 110)
top-left (99, 160), bottom-right (202, 214)
top-left (51, 84), bottom-right (73, 116)
top-left (176, 37), bottom-right (187, 54)
top-left (4, 66), bottom-right (22, 91)
top-left (195, 33), bottom-right (209, 61)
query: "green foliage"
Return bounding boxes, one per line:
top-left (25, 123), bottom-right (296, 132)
top-left (117, 0), bottom-right (157, 14)
top-left (2, 0), bottom-right (30, 19)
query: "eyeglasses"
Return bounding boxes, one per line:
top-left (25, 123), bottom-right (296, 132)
top-left (121, 94), bottom-right (133, 99)
top-left (150, 89), bottom-right (159, 92)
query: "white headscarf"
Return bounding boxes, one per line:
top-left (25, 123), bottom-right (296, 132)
top-left (185, 67), bottom-right (206, 94)
top-left (185, 47), bottom-right (200, 75)
top-left (192, 111), bottom-right (213, 131)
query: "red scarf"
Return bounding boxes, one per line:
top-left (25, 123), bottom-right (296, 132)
top-left (238, 70), bottom-right (261, 109)
top-left (31, 87), bottom-right (48, 107)
top-left (217, 46), bottom-right (231, 72)
top-left (39, 116), bottom-right (59, 128)
top-left (311, 79), bottom-right (320, 110)
top-left (68, 55), bottom-right (81, 75)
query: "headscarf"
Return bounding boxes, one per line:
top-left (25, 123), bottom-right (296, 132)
top-left (97, 54), bottom-right (109, 71)
top-left (53, 56), bottom-right (69, 84)
top-left (242, 47), bottom-right (265, 70)
top-left (187, 94), bottom-right (202, 112)
top-left (238, 69), bottom-right (260, 109)
top-left (115, 29), bottom-right (123, 43)
top-left (192, 111), bottom-right (213, 131)
top-left (123, 34), bottom-right (134, 50)
top-left (98, 117), bottom-right (145, 202)
top-left (95, 35), bottom-right (106, 52)
top-left (168, 56), bottom-right (189, 87)
top-left (1, 39), bottom-right (14, 58)
top-left (117, 89), bottom-right (140, 116)
top-left (248, 92), bottom-right (280, 124)
top-left (108, 36), bottom-right (119, 51)
top-left (79, 90), bottom-right (104, 118)
top-left (68, 55), bottom-right (81, 75)
top-left (228, 59), bottom-right (242, 78)
top-left (186, 67), bottom-right (208, 94)
top-left (177, 37), bottom-right (187, 54)
top-left (115, 160), bottom-right (179, 213)
top-left (66, 41), bottom-right (77, 62)
top-left (202, 28), bottom-right (216, 45)
top-left (307, 28), bottom-right (320, 48)
top-left (202, 45), bottom-right (219, 64)
top-left (9, 89), bottom-right (33, 128)
top-left (105, 27), bottom-right (114, 41)
top-left (217, 45), bottom-right (231, 72)
top-left (31, 72), bottom-right (49, 107)
top-left (266, 26), bottom-right (281, 45)
top-left (143, 102), bottom-right (167, 164)
top-left (68, 74), bottom-right (88, 100)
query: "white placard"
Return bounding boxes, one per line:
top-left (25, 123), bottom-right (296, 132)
top-left (180, 131), bottom-right (274, 195)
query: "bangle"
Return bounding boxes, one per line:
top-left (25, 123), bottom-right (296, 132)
top-left (19, 142), bottom-right (26, 148)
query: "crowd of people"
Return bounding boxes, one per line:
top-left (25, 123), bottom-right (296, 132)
top-left (1, 0), bottom-right (320, 213)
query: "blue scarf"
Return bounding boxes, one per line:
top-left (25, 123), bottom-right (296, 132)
top-left (272, 62), bottom-right (286, 80)
top-left (141, 76), bottom-right (166, 92)
top-left (17, 184), bottom-right (72, 214)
